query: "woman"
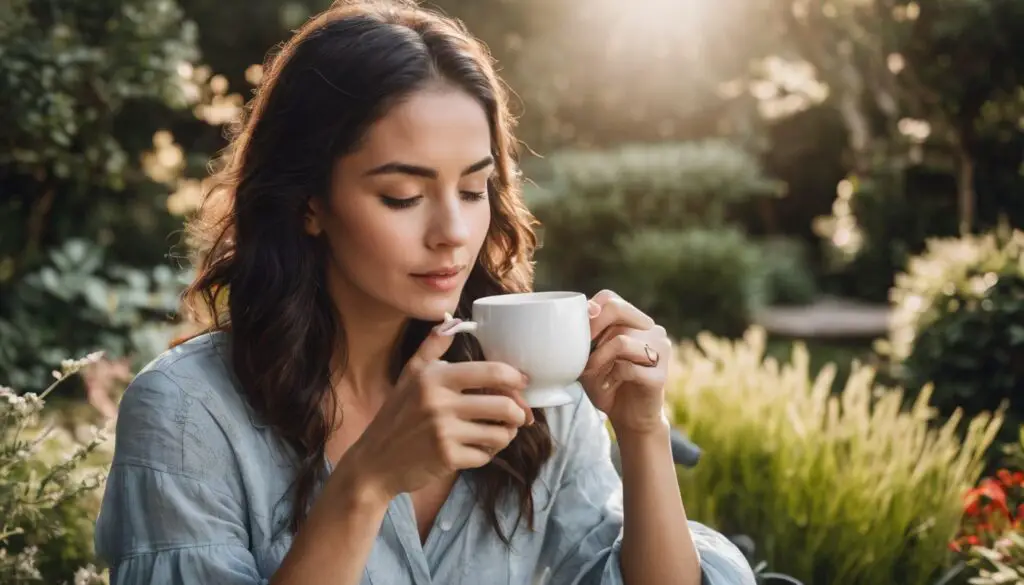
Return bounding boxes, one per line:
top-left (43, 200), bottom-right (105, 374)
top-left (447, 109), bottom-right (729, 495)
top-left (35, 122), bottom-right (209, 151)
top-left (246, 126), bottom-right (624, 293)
top-left (94, 2), bottom-right (755, 584)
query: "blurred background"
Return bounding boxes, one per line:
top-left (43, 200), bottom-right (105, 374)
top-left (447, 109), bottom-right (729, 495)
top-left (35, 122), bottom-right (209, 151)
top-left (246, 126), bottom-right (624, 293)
top-left (1, 1), bottom-right (1023, 584)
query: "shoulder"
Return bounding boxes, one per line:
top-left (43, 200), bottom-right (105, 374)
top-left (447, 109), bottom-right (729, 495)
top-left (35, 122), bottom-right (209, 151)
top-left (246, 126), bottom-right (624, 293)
top-left (123, 330), bottom-right (252, 424)
top-left (113, 331), bottom-right (256, 478)
top-left (132, 330), bottom-right (239, 402)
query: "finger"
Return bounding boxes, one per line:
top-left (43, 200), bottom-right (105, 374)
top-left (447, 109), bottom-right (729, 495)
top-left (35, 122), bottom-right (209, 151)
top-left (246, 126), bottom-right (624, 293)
top-left (589, 295), bottom-right (655, 340)
top-left (441, 361), bottom-right (529, 394)
top-left (584, 333), bottom-right (659, 376)
top-left (456, 394), bottom-right (528, 427)
top-left (602, 358), bottom-right (664, 392)
top-left (462, 388), bottom-right (535, 426)
top-left (453, 418), bottom-right (519, 454)
top-left (404, 318), bottom-right (463, 373)
top-left (589, 324), bottom-right (630, 353)
top-left (446, 443), bottom-right (497, 470)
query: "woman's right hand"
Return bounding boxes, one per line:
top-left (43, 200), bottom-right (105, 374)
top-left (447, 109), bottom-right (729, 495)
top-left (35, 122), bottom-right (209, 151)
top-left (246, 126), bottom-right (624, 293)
top-left (340, 318), bottom-right (535, 501)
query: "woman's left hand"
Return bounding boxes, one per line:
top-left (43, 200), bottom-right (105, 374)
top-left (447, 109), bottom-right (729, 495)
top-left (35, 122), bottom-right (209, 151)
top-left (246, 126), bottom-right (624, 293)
top-left (579, 289), bottom-right (672, 436)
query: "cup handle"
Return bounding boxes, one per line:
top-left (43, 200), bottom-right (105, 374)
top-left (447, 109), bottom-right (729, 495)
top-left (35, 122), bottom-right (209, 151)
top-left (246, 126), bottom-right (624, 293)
top-left (444, 320), bottom-right (479, 336)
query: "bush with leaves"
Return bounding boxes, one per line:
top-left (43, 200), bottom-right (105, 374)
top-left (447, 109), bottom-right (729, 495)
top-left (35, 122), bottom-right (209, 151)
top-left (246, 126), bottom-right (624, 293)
top-left (0, 353), bottom-right (111, 584)
top-left (949, 431), bottom-right (1024, 584)
top-left (0, 0), bottom-right (200, 390)
top-left (756, 236), bottom-right (818, 306)
top-left (667, 327), bottom-right (1002, 585)
top-left (880, 226), bottom-right (1024, 449)
top-left (539, 140), bottom-right (782, 229)
top-left (610, 227), bottom-right (767, 339)
top-left (952, 472), bottom-right (1024, 556)
top-left (531, 140), bottom-right (802, 338)
top-left (967, 531), bottom-right (1024, 585)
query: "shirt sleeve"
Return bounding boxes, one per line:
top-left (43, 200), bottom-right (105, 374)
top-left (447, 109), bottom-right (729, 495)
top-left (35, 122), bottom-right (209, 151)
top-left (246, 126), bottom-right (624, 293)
top-left (94, 370), bottom-right (267, 585)
top-left (541, 395), bottom-right (756, 585)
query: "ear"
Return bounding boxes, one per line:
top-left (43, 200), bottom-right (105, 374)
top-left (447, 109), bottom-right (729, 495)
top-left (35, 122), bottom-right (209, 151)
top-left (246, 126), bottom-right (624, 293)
top-left (304, 197), bottom-right (324, 237)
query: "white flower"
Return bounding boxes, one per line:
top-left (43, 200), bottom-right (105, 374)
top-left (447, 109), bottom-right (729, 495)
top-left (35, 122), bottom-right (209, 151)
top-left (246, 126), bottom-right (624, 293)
top-left (74, 563), bottom-right (105, 585)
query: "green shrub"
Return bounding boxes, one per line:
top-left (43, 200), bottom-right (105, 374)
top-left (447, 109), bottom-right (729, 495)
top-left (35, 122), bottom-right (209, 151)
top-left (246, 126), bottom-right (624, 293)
top-left (880, 227), bottom-right (1024, 448)
top-left (667, 327), bottom-right (1002, 585)
top-left (532, 183), bottom-right (633, 297)
top-left (967, 531), bottom-right (1024, 585)
top-left (0, 354), bottom-right (111, 584)
top-left (610, 228), bottom-right (766, 339)
top-left (757, 237), bottom-right (819, 306)
top-left (0, 239), bottom-right (191, 390)
top-left (532, 140), bottom-right (785, 338)
top-left (541, 140), bottom-right (783, 229)
top-left (0, 0), bottom-right (200, 390)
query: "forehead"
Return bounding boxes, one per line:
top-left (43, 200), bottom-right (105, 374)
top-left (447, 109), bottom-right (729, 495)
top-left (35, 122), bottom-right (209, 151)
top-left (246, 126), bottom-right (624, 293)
top-left (351, 87), bottom-right (492, 170)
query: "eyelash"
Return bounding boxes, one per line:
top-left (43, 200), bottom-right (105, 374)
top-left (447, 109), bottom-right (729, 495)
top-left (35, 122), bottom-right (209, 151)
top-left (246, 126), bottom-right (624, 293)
top-left (379, 191), bottom-right (487, 209)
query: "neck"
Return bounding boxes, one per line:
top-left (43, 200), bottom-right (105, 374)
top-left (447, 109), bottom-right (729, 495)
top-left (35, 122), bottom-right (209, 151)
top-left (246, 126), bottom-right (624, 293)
top-left (327, 276), bottom-right (407, 408)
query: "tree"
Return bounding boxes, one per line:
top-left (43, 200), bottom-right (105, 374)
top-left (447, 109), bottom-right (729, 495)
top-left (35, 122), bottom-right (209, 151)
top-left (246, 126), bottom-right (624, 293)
top-left (762, 0), bottom-right (1024, 236)
top-left (0, 0), bottom-right (201, 389)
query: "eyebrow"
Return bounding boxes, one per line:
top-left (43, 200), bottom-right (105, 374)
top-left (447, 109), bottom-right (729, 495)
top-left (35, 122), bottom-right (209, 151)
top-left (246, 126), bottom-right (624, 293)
top-left (363, 155), bottom-right (494, 179)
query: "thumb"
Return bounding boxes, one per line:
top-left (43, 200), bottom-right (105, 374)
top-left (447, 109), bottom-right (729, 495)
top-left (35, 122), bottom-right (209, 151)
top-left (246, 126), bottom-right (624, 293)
top-left (403, 318), bottom-right (462, 374)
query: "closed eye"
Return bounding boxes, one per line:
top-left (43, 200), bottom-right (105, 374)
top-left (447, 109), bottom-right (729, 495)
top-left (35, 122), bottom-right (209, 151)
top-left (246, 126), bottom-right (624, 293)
top-left (379, 194), bottom-right (422, 209)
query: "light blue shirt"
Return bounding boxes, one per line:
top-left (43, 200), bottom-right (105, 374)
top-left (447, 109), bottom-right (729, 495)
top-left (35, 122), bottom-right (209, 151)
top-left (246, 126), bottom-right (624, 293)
top-left (94, 332), bottom-right (755, 584)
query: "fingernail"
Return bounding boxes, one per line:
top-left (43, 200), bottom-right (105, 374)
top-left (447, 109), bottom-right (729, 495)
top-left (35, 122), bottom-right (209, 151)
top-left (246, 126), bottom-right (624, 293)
top-left (520, 372), bottom-right (530, 384)
top-left (588, 301), bottom-right (601, 318)
top-left (435, 318), bottom-right (462, 336)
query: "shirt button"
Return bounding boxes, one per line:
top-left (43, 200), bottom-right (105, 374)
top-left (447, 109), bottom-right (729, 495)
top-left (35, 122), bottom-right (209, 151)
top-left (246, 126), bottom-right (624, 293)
top-left (439, 517), bottom-right (453, 531)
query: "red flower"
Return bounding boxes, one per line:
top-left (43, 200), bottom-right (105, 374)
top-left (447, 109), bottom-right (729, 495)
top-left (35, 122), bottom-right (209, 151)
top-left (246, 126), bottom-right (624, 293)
top-left (980, 479), bottom-right (1009, 511)
top-left (965, 490), bottom-right (982, 516)
top-left (949, 540), bottom-right (962, 553)
top-left (965, 479), bottom-right (1007, 516)
top-left (1015, 472), bottom-right (1024, 486)
top-left (999, 469), bottom-right (1014, 486)
top-left (966, 535), bottom-right (981, 546)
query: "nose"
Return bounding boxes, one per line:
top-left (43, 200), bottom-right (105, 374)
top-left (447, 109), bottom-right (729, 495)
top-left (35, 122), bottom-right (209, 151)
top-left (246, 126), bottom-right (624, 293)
top-left (425, 192), bottom-right (471, 250)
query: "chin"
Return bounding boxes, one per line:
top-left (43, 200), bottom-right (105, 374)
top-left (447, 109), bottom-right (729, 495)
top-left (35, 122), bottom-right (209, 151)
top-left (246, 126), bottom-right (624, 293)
top-left (400, 294), bottom-right (462, 323)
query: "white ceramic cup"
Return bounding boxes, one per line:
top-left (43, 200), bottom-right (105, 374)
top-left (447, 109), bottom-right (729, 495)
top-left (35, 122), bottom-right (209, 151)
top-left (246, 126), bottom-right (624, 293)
top-left (445, 291), bottom-right (590, 408)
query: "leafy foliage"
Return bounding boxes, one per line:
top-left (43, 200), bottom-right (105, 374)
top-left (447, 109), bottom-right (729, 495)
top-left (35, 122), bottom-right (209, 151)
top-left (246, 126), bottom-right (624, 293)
top-left (0, 0), bottom-right (200, 389)
top-left (0, 354), bottom-right (111, 584)
top-left (541, 140), bottom-right (783, 229)
top-left (532, 141), bottom-right (797, 338)
top-left (962, 431), bottom-right (1024, 584)
top-left (0, 239), bottom-right (191, 390)
top-left (881, 227), bottom-right (1024, 447)
top-left (756, 236), bottom-right (818, 306)
top-left (668, 327), bottom-right (1002, 585)
top-left (612, 228), bottom-right (767, 339)
top-left (968, 530), bottom-right (1024, 585)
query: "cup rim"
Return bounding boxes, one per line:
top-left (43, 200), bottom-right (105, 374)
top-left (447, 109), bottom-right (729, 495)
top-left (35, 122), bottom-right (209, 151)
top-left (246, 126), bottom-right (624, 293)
top-left (474, 291), bottom-right (585, 306)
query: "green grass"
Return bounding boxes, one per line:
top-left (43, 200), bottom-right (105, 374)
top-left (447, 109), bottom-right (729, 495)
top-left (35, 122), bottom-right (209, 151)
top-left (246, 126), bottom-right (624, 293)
top-left (764, 335), bottom-right (878, 393)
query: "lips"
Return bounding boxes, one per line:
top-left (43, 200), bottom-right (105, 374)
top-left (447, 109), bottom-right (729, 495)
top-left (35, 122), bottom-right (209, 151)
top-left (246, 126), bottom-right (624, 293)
top-left (411, 265), bottom-right (464, 278)
top-left (410, 265), bottom-right (465, 293)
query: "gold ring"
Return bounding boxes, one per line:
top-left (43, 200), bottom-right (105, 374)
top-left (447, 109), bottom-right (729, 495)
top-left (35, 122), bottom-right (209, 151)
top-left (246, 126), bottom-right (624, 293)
top-left (643, 344), bottom-right (660, 367)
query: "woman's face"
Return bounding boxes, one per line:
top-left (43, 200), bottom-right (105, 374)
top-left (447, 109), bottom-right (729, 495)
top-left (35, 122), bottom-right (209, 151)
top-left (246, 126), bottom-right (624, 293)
top-left (307, 86), bottom-right (494, 322)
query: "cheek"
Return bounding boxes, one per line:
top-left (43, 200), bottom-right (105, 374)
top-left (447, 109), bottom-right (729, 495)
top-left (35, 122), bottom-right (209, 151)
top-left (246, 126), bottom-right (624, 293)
top-left (470, 200), bottom-right (492, 249)
top-left (327, 205), bottom-right (417, 275)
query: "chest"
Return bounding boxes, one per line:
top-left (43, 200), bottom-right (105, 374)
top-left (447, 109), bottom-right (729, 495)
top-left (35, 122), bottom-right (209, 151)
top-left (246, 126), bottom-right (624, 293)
top-left (250, 474), bottom-right (549, 585)
top-left (323, 414), bottom-right (455, 544)
top-left (409, 476), bottom-right (457, 543)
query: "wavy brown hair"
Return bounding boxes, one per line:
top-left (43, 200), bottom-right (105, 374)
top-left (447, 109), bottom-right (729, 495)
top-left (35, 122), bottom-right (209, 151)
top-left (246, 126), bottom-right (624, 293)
top-left (179, 0), bottom-right (553, 542)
